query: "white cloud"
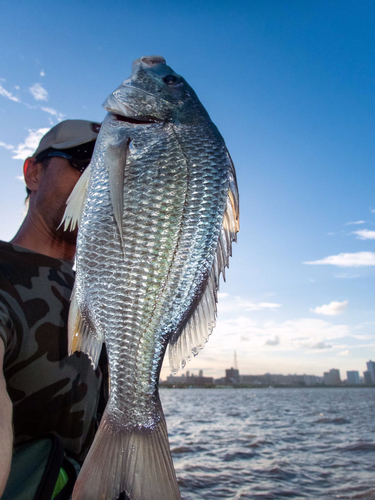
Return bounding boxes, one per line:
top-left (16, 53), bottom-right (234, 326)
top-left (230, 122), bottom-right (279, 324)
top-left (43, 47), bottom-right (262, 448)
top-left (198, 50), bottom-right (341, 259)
top-left (217, 294), bottom-right (281, 314)
top-left (0, 84), bottom-right (20, 103)
top-left (14, 85), bottom-right (20, 90)
top-left (353, 229), bottom-right (375, 240)
top-left (40, 70), bottom-right (45, 77)
top-left (12, 128), bottom-right (49, 160)
top-left (339, 350), bottom-right (350, 356)
top-left (236, 298), bottom-right (281, 311)
top-left (305, 252), bottom-right (375, 267)
top-left (311, 300), bottom-right (348, 316)
top-left (29, 83), bottom-right (48, 101)
top-left (214, 316), bottom-right (350, 353)
top-left (0, 141), bottom-right (14, 150)
top-left (345, 221), bottom-right (365, 226)
top-left (41, 107), bottom-right (65, 121)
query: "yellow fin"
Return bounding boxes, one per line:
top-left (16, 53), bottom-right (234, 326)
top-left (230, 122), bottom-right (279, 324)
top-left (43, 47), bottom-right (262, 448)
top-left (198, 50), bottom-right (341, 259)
top-left (68, 288), bottom-right (102, 369)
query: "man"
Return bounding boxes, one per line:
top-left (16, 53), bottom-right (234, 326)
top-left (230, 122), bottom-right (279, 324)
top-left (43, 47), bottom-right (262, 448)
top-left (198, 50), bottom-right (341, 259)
top-left (0, 120), bottom-right (107, 498)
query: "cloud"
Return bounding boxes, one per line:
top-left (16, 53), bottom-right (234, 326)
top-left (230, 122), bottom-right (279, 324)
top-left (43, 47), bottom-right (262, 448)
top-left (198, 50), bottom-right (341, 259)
top-left (236, 299), bottom-right (281, 311)
top-left (40, 70), bottom-right (45, 77)
top-left (41, 107), bottom-right (65, 121)
top-left (217, 294), bottom-right (282, 314)
top-left (345, 221), bottom-right (365, 226)
top-left (353, 229), bottom-right (375, 240)
top-left (339, 350), bottom-right (350, 356)
top-left (12, 128), bottom-right (49, 160)
top-left (0, 84), bottom-right (20, 103)
top-left (29, 83), bottom-right (48, 101)
top-left (214, 316), bottom-right (350, 353)
top-left (265, 335), bottom-right (280, 346)
top-left (309, 341), bottom-right (332, 350)
top-left (305, 252), bottom-right (375, 267)
top-left (311, 301), bottom-right (348, 316)
top-left (0, 141), bottom-right (14, 150)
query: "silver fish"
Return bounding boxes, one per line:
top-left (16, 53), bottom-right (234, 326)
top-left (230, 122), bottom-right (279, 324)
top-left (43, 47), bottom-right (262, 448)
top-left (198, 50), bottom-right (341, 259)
top-left (63, 55), bottom-right (239, 500)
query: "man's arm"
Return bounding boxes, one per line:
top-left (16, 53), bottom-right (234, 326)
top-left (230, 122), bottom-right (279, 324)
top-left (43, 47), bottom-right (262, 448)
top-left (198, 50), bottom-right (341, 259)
top-left (0, 338), bottom-right (12, 497)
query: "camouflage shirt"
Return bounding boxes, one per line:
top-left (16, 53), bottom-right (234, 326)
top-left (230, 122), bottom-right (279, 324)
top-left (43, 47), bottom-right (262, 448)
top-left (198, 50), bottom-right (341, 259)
top-left (0, 241), bottom-right (107, 463)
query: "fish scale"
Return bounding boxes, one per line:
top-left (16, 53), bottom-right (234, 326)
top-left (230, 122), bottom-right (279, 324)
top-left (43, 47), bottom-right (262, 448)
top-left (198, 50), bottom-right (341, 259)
top-left (64, 56), bottom-right (239, 500)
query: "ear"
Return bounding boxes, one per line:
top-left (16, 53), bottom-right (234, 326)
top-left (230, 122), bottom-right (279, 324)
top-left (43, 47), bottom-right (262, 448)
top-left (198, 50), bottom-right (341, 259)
top-left (24, 157), bottom-right (44, 192)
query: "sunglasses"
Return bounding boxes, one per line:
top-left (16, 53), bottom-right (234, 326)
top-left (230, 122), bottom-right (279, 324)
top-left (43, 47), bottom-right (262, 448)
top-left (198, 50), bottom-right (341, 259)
top-left (35, 141), bottom-right (96, 174)
top-left (42, 150), bottom-right (91, 173)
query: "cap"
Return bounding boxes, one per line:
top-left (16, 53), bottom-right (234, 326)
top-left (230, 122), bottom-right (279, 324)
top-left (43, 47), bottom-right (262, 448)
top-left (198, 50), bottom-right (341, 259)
top-left (32, 119), bottom-right (101, 158)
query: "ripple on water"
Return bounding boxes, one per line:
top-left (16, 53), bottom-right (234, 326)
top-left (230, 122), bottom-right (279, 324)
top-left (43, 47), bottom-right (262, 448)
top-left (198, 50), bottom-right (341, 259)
top-left (160, 387), bottom-right (375, 499)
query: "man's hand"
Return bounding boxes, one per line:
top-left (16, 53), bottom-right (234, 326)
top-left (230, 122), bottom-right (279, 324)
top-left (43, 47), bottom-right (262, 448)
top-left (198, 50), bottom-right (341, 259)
top-left (0, 339), bottom-right (12, 497)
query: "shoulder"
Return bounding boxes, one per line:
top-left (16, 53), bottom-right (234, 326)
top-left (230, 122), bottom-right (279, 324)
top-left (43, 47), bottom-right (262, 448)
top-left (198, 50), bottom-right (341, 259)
top-left (0, 241), bottom-right (74, 287)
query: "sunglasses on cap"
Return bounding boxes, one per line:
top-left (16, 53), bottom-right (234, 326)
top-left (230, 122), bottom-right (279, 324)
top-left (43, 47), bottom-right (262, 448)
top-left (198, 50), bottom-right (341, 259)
top-left (35, 140), bottom-right (96, 173)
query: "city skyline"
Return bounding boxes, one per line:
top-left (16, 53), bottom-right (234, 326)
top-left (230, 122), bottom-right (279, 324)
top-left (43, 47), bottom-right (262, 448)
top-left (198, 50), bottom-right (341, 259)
top-left (163, 358), bottom-right (375, 387)
top-left (0, 2), bottom-right (374, 379)
top-left (162, 357), bottom-right (374, 383)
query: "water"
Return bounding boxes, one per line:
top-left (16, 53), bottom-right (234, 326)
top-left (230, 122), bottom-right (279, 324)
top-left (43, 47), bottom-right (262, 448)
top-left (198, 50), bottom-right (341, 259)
top-left (160, 388), bottom-right (375, 500)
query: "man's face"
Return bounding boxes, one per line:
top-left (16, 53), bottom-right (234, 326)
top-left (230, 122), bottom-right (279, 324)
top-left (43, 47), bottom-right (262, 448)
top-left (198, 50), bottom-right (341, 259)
top-left (32, 157), bottom-right (82, 243)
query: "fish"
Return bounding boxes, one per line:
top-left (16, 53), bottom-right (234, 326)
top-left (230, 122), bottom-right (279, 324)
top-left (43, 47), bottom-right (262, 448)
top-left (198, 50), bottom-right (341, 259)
top-left (63, 55), bottom-right (239, 500)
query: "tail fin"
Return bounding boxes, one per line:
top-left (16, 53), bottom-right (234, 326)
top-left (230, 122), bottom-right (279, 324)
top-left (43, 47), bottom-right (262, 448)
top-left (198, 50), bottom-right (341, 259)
top-left (72, 409), bottom-right (181, 500)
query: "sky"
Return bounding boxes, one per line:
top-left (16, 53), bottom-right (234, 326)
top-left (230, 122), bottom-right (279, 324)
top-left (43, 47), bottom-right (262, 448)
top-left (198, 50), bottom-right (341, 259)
top-left (0, 0), bottom-right (374, 380)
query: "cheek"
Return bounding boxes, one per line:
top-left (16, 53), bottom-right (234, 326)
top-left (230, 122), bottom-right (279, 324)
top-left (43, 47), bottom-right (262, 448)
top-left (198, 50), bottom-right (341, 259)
top-left (37, 167), bottom-right (81, 211)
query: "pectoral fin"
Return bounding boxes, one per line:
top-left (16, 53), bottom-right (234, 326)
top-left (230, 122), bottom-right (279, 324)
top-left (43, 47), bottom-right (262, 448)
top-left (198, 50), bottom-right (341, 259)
top-left (106, 138), bottom-right (130, 247)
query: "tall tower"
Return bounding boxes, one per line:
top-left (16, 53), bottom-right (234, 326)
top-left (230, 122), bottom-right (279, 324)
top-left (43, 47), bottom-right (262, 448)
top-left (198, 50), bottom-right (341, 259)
top-left (234, 351), bottom-right (238, 371)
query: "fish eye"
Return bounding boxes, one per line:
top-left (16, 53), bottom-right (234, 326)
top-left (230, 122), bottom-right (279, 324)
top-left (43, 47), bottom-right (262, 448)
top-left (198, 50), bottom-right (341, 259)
top-left (163, 75), bottom-right (178, 85)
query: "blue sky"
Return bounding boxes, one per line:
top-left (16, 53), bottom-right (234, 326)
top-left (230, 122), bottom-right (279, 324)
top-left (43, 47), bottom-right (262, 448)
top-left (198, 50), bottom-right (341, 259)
top-left (1, 1), bottom-right (374, 379)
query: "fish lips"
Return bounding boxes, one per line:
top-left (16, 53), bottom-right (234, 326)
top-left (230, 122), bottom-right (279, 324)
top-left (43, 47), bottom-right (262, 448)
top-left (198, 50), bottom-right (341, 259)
top-left (104, 94), bottom-right (163, 125)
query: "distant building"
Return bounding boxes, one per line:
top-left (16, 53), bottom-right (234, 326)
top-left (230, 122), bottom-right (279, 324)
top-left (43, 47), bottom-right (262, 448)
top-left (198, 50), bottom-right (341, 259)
top-left (323, 369), bottom-right (341, 385)
top-left (346, 371), bottom-right (360, 385)
top-left (303, 375), bottom-right (323, 386)
top-left (364, 371), bottom-right (373, 385)
top-left (164, 370), bottom-right (214, 387)
top-left (366, 361), bottom-right (375, 383)
top-left (238, 373), bottom-right (323, 386)
top-left (225, 367), bottom-right (240, 385)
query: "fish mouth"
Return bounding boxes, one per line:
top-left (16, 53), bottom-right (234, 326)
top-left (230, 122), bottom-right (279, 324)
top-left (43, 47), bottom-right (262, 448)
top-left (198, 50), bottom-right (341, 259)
top-left (112, 113), bottom-right (162, 125)
top-left (104, 94), bottom-right (162, 125)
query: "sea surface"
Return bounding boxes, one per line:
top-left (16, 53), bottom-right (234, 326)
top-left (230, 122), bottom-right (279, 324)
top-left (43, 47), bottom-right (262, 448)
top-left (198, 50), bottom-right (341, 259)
top-left (160, 387), bottom-right (375, 500)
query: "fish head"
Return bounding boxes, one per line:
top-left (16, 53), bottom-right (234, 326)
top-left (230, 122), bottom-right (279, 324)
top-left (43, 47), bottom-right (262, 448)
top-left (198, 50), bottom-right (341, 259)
top-left (103, 56), bottom-right (208, 125)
